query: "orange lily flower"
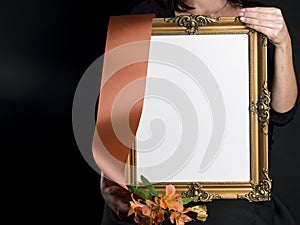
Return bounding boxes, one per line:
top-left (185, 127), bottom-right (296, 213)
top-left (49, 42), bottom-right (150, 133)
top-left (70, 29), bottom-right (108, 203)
top-left (128, 194), bottom-right (145, 217)
top-left (143, 198), bottom-right (165, 225)
top-left (129, 195), bottom-right (166, 225)
top-left (170, 208), bottom-right (192, 225)
top-left (160, 184), bottom-right (184, 212)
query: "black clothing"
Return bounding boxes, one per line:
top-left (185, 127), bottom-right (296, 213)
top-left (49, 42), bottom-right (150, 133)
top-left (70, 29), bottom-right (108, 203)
top-left (101, 196), bottom-right (297, 225)
top-left (101, 1), bottom-right (298, 224)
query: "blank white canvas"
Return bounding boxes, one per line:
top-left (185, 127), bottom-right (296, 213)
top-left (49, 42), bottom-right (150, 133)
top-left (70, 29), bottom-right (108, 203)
top-left (135, 34), bottom-right (250, 183)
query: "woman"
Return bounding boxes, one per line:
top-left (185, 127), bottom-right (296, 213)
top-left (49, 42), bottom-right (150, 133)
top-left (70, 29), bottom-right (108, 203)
top-left (100, 0), bottom-right (298, 224)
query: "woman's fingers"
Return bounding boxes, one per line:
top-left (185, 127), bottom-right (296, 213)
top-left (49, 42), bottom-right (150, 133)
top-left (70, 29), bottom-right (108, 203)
top-left (238, 7), bottom-right (289, 46)
top-left (239, 7), bottom-right (283, 18)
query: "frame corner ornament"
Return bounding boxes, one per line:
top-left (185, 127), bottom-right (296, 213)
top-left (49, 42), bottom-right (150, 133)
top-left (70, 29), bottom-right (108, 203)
top-left (250, 81), bottom-right (271, 135)
top-left (165, 15), bottom-right (219, 34)
top-left (260, 34), bottom-right (268, 47)
top-left (181, 183), bottom-right (221, 202)
top-left (248, 28), bottom-right (256, 35)
top-left (238, 170), bottom-right (272, 202)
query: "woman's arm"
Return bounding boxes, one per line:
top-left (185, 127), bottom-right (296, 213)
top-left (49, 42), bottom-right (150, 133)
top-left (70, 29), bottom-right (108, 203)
top-left (238, 7), bottom-right (298, 113)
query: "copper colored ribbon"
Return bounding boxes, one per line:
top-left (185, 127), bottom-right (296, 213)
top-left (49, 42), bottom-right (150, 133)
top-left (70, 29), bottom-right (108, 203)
top-left (92, 14), bottom-right (154, 188)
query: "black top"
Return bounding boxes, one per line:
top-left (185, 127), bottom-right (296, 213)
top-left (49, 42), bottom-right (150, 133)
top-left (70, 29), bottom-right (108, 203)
top-left (131, 0), bottom-right (272, 18)
top-left (100, 1), bottom-right (298, 224)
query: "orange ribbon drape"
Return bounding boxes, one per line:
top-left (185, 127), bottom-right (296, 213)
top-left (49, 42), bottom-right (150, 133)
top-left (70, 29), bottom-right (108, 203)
top-left (92, 14), bottom-right (154, 188)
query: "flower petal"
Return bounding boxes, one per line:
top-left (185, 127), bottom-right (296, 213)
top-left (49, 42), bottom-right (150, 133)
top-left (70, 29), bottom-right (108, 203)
top-left (169, 212), bottom-right (177, 224)
top-left (165, 184), bottom-right (176, 196)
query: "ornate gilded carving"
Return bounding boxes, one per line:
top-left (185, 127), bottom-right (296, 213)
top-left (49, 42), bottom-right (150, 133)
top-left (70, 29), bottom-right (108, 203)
top-left (261, 34), bottom-right (268, 47)
top-left (234, 16), bottom-right (240, 22)
top-left (250, 81), bottom-right (271, 135)
top-left (165, 15), bottom-right (219, 34)
top-left (181, 183), bottom-right (221, 202)
top-left (238, 170), bottom-right (272, 202)
top-left (248, 28), bottom-right (255, 34)
top-left (190, 205), bottom-right (208, 222)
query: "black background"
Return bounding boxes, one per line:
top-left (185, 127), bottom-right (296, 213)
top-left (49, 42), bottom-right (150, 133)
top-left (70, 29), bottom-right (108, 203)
top-left (3, 0), bottom-right (299, 224)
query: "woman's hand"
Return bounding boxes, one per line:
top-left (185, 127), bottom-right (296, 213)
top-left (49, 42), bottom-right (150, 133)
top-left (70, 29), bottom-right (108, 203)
top-left (238, 7), bottom-right (298, 113)
top-left (100, 175), bottom-right (132, 220)
top-left (238, 7), bottom-right (290, 48)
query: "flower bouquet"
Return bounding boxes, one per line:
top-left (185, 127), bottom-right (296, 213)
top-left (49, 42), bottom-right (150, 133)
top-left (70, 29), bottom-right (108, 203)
top-left (127, 175), bottom-right (208, 225)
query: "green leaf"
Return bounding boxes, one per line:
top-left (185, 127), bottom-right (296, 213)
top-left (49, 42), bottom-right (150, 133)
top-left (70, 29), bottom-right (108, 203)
top-left (127, 185), bottom-right (153, 200)
top-left (179, 197), bottom-right (195, 205)
top-left (140, 175), bottom-right (158, 197)
top-left (127, 185), bottom-right (138, 194)
top-left (136, 187), bottom-right (153, 200)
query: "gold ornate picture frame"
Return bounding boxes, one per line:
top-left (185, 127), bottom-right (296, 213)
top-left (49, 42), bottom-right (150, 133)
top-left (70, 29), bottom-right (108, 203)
top-left (126, 16), bottom-right (271, 203)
